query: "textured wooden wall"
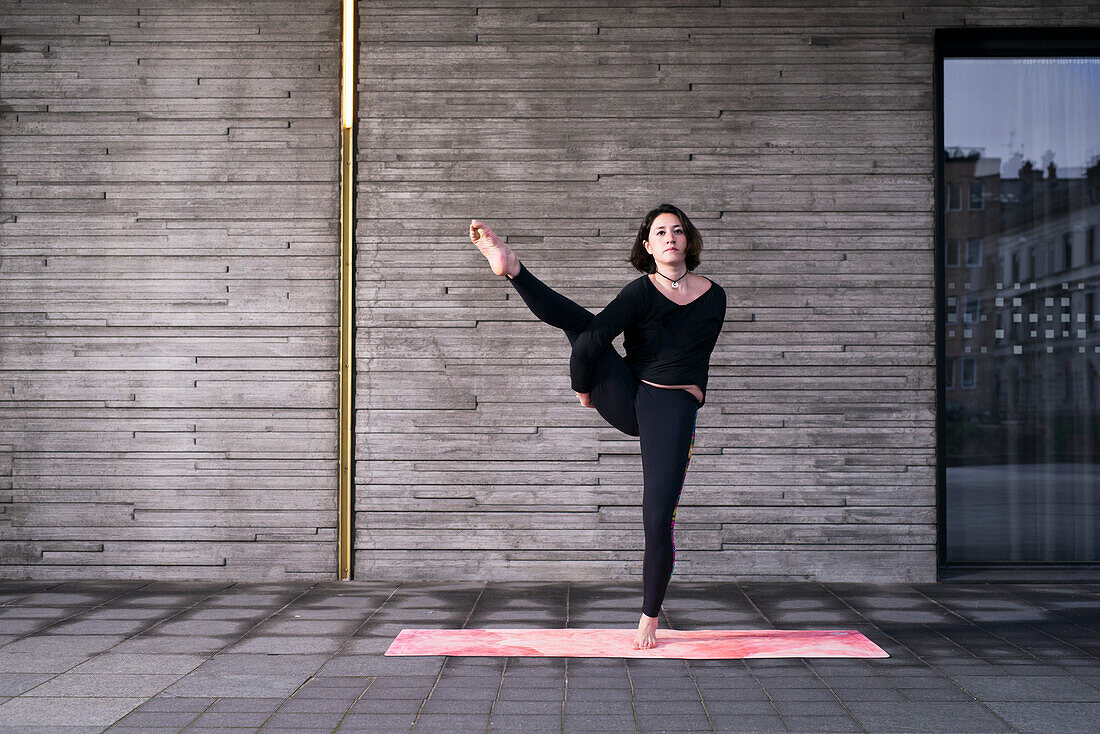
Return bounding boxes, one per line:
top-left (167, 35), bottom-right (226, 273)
top-left (353, 0), bottom-right (1094, 584)
top-left (0, 1), bottom-right (341, 579)
top-left (2, 1), bottom-right (1092, 583)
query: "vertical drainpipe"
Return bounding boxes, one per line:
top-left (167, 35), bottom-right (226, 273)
top-left (338, 0), bottom-right (356, 580)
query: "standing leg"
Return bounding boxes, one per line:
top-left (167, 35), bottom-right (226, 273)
top-left (633, 382), bottom-right (699, 648)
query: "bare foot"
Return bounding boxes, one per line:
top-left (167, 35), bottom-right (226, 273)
top-left (469, 219), bottom-right (520, 278)
top-left (632, 613), bottom-right (659, 650)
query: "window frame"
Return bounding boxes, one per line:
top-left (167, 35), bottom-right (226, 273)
top-left (934, 27), bottom-right (1100, 578)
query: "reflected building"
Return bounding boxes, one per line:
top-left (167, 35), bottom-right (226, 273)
top-left (945, 150), bottom-right (1100, 458)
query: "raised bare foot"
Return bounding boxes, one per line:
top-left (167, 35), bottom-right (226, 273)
top-left (470, 218), bottom-right (520, 278)
top-left (632, 613), bottom-right (659, 650)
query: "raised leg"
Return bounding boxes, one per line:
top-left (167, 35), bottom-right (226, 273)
top-left (508, 264), bottom-right (639, 437)
top-left (508, 262), bottom-right (595, 339)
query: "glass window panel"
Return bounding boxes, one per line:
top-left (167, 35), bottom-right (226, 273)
top-left (964, 294), bottom-right (981, 323)
top-left (969, 181), bottom-right (985, 209)
top-left (942, 56), bottom-right (1100, 564)
top-left (966, 238), bottom-right (983, 266)
top-left (947, 182), bottom-right (962, 210)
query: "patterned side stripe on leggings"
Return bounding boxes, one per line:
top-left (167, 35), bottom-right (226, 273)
top-left (668, 415), bottom-right (697, 576)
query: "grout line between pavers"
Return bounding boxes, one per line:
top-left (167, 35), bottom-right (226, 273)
top-left (118, 582), bottom-right (320, 733)
top-left (17, 580), bottom-right (234, 708)
top-left (484, 654), bottom-right (509, 733)
top-left (821, 582), bottom-right (1021, 734)
top-left (0, 579), bottom-right (159, 646)
top-left (560, 656), bottom-right (567, 734)
top-left (253, 581), bottom-right (400, 733)
top-left (960, 583), bottom-right (1100, 668)
top-left (907, 583), bottom-right (1095, 720)
top-left (661, 603), bottom-right (717, 733)
top-left (798, 583), bottom-right (870, 734)
top-left (410, 581), bottom-right (487, 732)
top-left (622, 656), bottom-right (642, 733)
top-left (332, 676), bottom-right (376, 733)
top-left (731, 582), bottom-right (789, 728)
top-left (562, 582), bottom-right (569, 734)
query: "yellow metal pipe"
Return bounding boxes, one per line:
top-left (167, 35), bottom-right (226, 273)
top-left (338, 0), bottom-right (356, 580)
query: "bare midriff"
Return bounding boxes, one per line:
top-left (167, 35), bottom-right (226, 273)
top-left (640, 380), bottom-right (704, 405)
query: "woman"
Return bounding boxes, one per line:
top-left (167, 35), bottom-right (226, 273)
top-left (469, 204), bottom-right (726, 649)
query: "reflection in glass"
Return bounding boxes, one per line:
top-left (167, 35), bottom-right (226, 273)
top-left (942, 57), bottom-right (1100, 563)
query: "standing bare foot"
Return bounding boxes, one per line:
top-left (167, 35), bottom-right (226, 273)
top-left (470, 219), bottom-right (520, 278)
top-left (632, 613), bottom-right (659, 650)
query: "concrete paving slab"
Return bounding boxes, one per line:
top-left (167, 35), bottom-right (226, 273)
top-left (709, 713), bottom-right (788, 732)
top-left (0, 695), bottom-right (146, 726)
top-left (161, 673), bottom-right (310, 698)
top-left (104, 709), bottom-right (200, 727)
top-left (983, 701), bottom-right (1100, 733)
top-left (43, 620), bottom-right (150, 636)
top-left (189, 710), bottom-right (273, 727)
top-left (20, 673), bottom-right (182, 698)
top-left (222, 634), bottom-right (345, 654)
top-left (130, 696), bottom-right (215, 713)
top-left (0, 675), bottom-right (54, 697)
top-left (0, 727), bottom-right (105, 734)
top-left (189, 652), bottom-right (330, 675)
top-left (486, 714), bottom-right (565, 732)
top-left (0, 636), bottom-right (126, 656)
top-left (203, 697), bottom-right (282, 712)
top-left (0, 653), bottom-right (96, 674)
top-left (106, 636), bottom-right (229, 654)
top-left (68, 653), bottom-right (207, 675)
top-left (951, 673), bottom-right (1099, 701)
top-left (845, 700), bottom-right (1017, 732)
top-left (264, 710), bottom-right (348, 727)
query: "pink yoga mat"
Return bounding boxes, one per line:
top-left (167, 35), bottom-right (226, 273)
top-left (385, 628), bottom-right (889, 659)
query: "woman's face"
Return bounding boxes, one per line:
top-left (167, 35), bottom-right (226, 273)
top-left (644, 213), bottom-right (687, 269)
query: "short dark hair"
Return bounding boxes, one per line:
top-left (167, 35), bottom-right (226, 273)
top-left (628, 203), bottom-right (703, 273)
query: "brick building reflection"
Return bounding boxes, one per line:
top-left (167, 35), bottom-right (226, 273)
top-left (944, 148), bottom-right (1100, 463)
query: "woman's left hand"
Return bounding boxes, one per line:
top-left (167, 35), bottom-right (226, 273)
top-left (576, 392), bottom-right (594, 408)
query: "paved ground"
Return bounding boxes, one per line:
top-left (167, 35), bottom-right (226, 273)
top-left (0, 580), bottom-right (1096, 733)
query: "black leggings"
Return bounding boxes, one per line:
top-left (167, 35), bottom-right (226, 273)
top-left (509, 264), bottom-right (699, 618)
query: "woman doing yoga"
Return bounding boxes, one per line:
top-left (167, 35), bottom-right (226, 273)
top-left (470, 204), bottom-right (726, 650)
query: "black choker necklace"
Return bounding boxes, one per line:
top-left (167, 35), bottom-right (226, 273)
top-left (655, 269), bottom-right (688, 289)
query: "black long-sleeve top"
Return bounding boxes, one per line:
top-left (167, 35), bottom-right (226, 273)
top-left (570, 274), bottom-right (726, 406)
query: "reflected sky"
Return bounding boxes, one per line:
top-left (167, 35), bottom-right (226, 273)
top-left (945, 58), bottom-right (1100, 178)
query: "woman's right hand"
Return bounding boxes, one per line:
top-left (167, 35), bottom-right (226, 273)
top-left (577, 392), bottom-right (594, 408)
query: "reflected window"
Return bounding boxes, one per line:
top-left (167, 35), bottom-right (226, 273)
top-left (947, 182), bottom-right (962, 211)
top-left (961, 357), bottom-right (977, 388)
top-left (969, 181), bottom-right (985, 209)
top-left (964, 294), bottom-right (981, 323)
top-left (966, 238), bottom-right (983, 266)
